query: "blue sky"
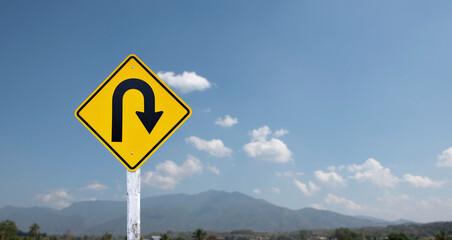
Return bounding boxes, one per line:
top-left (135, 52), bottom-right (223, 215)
top-left (1, 1), bottom-right (452, 223)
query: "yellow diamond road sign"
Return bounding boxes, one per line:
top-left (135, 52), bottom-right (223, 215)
top-left (75, 55), bottom-right (191, 171)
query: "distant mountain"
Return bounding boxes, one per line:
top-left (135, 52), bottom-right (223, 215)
top-left (354, 215), bottom-right (417, 226)
top-left (354, 215), bottom-right (390, 224)
top-left (0, 190), bottom-right (406, 235)
top-left (389, 219), bottom-right (417, 225)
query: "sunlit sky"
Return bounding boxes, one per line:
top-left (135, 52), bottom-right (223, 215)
top-left (1, 1), bottom-right (452, 223)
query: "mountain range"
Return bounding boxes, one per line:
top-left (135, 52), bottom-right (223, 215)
top-left (0, 190), bottom-right (412, 235)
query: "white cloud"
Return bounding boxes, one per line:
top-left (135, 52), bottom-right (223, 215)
top-left (34, 189), bottom-right (73, 209)
top-left (327, 166), bottom-right (337, 171)
top-left (275, 171), bottom-right (303, 178)
top-left (215, 115), bottom-right (238, 127)
top-left (324, 194), bottom-right (362, 211)
top-left (370, 195), bottom-right (452, 222)
top-left (207, 165), bottom-right (220, 175)
top-left (186, 136), bottom-right (232, 157)
top-left (115, 195), bottom-right (128, 200)
top-left (293, 179), bottom-right (320, 196)
top-left (272, 187), bottom-right (281, 194)
top-left (437, 147), bottom-right (452, 167)
top-left (81, 198), bottom-right (97, 202)
top-left (157, 71), bottom-right (211, 93)
top-left (416, 199), bottom-right (435, 209)
top-left (416, 197), bottom-right (452, 210)
top-left (327, 165), bottom-right (346, 172)
top-left (243, 126), bottom-right (293, 163)
top-left (402, 174), bottom-right (444, 188)
top-left (79, 181), bottom-right (108, 191)
top-left (244, 139), bottom-right (293, 163)
top-left (250, 126), bottom-right (272, 141)
top-left (311, 203), bottom-right (326, 210)
top-left (253, 189), bottom-right (262, 195)
top-left (314, 170), bottom-right (347, 186)
top-left (377, 191), bottom-right (412, 207)
top-left (142, 155), bottom-right (203, 189)
top-left (274, 129), bottom-right (289, 138)
top-left (336, 158), bottom-right (443, 189)
top-left (347, 158), bottom-right (399, 188)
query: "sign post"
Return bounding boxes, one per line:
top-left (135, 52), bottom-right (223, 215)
top-left (127, 169), bottom-right (140, 240)
top-left (75, 55), bottom-right (191, 240)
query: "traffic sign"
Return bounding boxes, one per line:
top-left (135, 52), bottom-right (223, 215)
top-left (75, 54), bottom-right (191, 171)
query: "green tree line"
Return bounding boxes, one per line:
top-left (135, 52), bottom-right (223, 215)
top-left (1, 220), bottom-right (451, 240)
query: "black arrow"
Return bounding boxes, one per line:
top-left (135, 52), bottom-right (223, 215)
top-left (112, 78), bottom-right (163, 142)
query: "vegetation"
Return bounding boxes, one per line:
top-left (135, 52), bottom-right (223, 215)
top-left (99, 233), bottom-right (112, 240)
top-left (435, 231), bottom-right (451, 240)
top-left (333, 228), bottom-right (360, 240)
top-left (0, 220), bottom-right (18, 240)
top-left (28, 223), bottom-right (40, 239)
top-left (298, 230), bottom-right (308, 240)
top-left (387, 232), bottom-right (411, 240)
top-left (191, 229), bottom-right (206, 240)
top-left (0, 219), bottom-right (451, 240)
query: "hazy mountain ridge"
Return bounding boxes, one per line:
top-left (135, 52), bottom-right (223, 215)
top-left (354, 215), bottom-right (415, 225)
top-left (0, 190), bottom-right (407, 235)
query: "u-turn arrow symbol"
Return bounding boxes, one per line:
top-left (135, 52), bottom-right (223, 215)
top-left (111, 78), bottom-right (163, 142)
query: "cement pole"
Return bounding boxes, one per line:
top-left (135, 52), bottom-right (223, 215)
top-left (127, 169), bottom-right (140, 240)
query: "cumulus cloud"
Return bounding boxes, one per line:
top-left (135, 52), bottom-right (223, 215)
top-left (34, 189), bottom-right (73, 209)
top-left (253, 189), bottom-right (262, 195)
top-left (311, 203), bottom-right (327, 210)
top-left (324, 194), bottom-right (362, 211)
top-left (402, 174), bottom-right (444, 188)
top-left (249, 126), bottom-right (272, 141)
top-left (207, 165), bottom-right (220, 175)
top-left (78, 181), bottom-right (108, 191)
top-left (272, 187), bottom-right (281, 194)
top-left (243, 126), bottom-right (293, 163)
top-left (244, 139), bottom-right (293, 163)
top-left (274, 129), bottom-right (289, 138)
top-left (348, 158), bottom-right (399, 188)
top-left (293, 179), bottom-right (320, 196)
top-left (371, 195), bottom-right (452, 222)
top-left (142, 155), bottom-right (203, 189)
top-left (157, 71), bottom-right (211, 93)
top-left (377, 191), bottom-right (412, 207)
top-left (437, 147), bottom-right (452, 167)
top-left (328, 165), bottom-right (346, 171)
top-left (275, 171), bottom-right (303, 178)
top-left (186, 136), bottom-right (232, 157)
top-left (314, 170), bottom-right (347, 187)
top-left (115, 195), bottom-right (128, 200)
top-left (416, 197), bottom-right (452, 209)
top-left (82, 198), bottom-right (97, 202)
top-left (215, 115), bottom-right (238, 127)
top-left (327, 158), bottom-right (443, 189)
